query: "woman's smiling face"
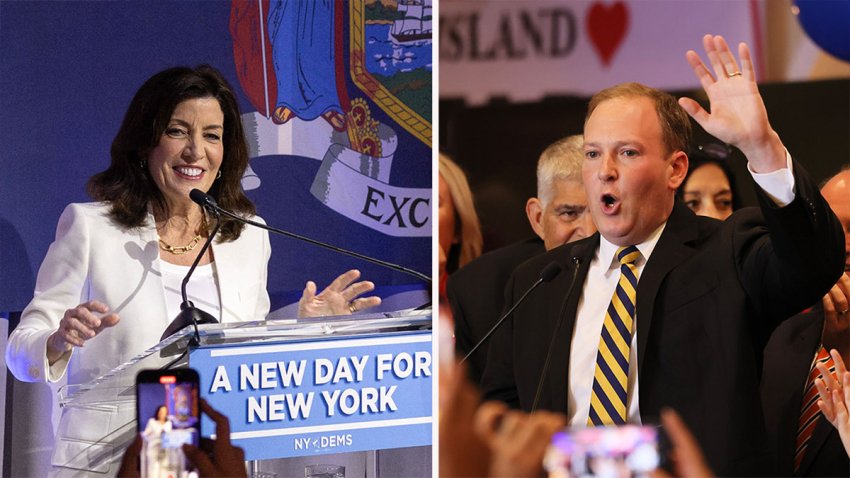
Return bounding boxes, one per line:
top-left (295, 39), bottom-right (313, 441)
top-left (147, 97), bottom-right (224, 208)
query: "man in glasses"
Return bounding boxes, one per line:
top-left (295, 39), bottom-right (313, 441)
top-left (481, 35), bottom-right (845, 476)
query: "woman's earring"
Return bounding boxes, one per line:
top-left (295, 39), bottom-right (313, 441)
top-left (216, 170), bottom-right (222, 179)
top-left (140, 160), bottom-right (147, 169)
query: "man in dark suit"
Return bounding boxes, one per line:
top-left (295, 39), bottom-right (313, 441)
top-left (480, 35), bottom-right (846, 476)
top-left (762, 169), bottom-right (850, 476)
top-left (449, 135), bottom-right (595, 383)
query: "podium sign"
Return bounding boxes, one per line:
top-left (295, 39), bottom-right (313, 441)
top-left (56, 310), bottom-right (432, 473)
top-left (190, 331), bottom-right (433, 460)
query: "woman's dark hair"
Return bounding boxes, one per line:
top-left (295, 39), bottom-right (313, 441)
top-left (87, 65), bottom-right (254, 242)
top-left (677, 143), bottom-right (742, 211)
top-left (152, 405), bottom-right (168, 420)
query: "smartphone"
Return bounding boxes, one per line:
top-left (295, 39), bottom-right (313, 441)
top-left (136, 368), bottom-right (201, 478)
top-left (544, 425), bottom-right (659, 478)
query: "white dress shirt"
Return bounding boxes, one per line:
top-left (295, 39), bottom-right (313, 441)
top-left (568, 225), bottom-right (664, 425)
top-left (567, 152), bottom-right (796, 426)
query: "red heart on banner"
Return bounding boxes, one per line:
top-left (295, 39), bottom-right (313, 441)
top-left (586, 1), bottom-right (630, 66)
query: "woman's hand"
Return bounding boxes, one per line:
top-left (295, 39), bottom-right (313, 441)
top-left (297, 269), bottom-right (381, 317)
top-left (46, 300), bottom-right (120, 363)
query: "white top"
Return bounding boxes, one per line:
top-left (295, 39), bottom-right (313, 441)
top-left (4, 202), bottom-right (270, 473)
top-left (6, 202), bottom-right (270, 387)
top-left (567, 151), bottom-right (796, 426)
top-left (159, 261), bottom-right (222, 322)
top-left (143, 417), bottom-right (173, 443)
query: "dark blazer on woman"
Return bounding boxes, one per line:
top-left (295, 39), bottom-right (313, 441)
top-left (481, 161), bottom-right (845, 476)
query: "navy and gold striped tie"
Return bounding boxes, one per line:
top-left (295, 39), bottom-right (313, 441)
top-left (588, 245), bottom-right (641, 425)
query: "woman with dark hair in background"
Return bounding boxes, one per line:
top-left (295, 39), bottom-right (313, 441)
top-left (677, 143), bottom-right (741, 220)
top-left (5, 65), bottom-right (377, 475)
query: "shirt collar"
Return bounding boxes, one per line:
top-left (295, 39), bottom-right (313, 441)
top-left (598, 222), bottom-right (668, 271)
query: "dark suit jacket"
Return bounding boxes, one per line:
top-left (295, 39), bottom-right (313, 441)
top-left (762, 304), bottom-right (850, 476)
top-left (481, 161), bottom-right (845, 476)
top-left (448, 237), bottom-right (546, 383)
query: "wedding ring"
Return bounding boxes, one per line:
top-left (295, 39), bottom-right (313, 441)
top-left (839, 309), bottom-right (849, 315)
top-left (727, 71), bottom-right (742, 78)
top-left (349, 303), bottom-right (357, 314)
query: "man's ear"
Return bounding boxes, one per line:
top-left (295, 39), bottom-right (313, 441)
top-left (526, 197), bottom-right (546, 241)
top-left (668, 151), bottom-right (689, 190)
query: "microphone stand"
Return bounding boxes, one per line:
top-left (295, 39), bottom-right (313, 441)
top-left (220, 207), bottom-right (430, 285)
top-left (189, 189), bottom-right (431, 285)
top-left (531, 257), bottom-right (582, 412)
top-left (460, 262), bottom-right (562, 364)
top-left (160, 208), bottom-right (222, 344)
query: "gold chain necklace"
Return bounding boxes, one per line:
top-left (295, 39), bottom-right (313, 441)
top-left (159, 235), bottom-right (202, 255)
top-left (158, 215), bottom-right (207, 255)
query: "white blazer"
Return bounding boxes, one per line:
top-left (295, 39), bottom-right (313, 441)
top-left (5, 202), bottom-right (270, 475)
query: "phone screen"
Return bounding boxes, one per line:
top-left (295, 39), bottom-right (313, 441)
top-left (136, 368), bottom-right (200, 478)
top-left (544, 425), bottom-right (659, 478)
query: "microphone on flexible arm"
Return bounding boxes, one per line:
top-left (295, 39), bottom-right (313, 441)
top-left (159, 197), bottom-right (221, 343)
top-left (188, 189), bottom-right (432, 285)
top-left (460, 261), bottom-right (563, 365)
top-left (531, 256), bottom-right (583, 412)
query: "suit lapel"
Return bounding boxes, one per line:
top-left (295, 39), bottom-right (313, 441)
top-left (139, 212), bottom-right (169, 328)
top-left (795, 306), bottom-right (834, 475)
top-left (798, 415), bottom-right (838, 475)
top-left (546, 238), bottom-right (597, 411)
top-left (784, 312), bottom-right (823, 474)
top-left (636, 201), bottom-right (700, 373)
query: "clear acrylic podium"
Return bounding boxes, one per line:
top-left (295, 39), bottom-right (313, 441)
top-left (57, 309), bottom-right (432, 476)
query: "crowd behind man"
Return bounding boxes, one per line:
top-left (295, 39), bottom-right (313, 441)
top-left (442, 34), bottom-right (849, 477)
top-left (449, 134), bottom-right (595, 383)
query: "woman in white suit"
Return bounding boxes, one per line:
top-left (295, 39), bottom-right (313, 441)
top-left (142, 405), bottom-right (172, 478)
top-left (5, 65), bottom-right (379, 476)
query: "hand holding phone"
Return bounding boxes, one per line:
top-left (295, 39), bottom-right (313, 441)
top-left (544, 425), bottom-right (660, 478)
top-left (182, 399), bottom-right (247, 478)
top-left (120, 398), bottom-right (246, 478)
top-left (476, 403), bottom-right (567, 478)
top-left (136, 368), bottom-right (201, 478)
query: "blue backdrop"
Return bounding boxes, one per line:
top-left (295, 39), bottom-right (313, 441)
top-left (0, 1), bottom-right (432, 314)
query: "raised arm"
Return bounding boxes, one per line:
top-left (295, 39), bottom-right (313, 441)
top-left (678, 34), bottom-right (786, 173)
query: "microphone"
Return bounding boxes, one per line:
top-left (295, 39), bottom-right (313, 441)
top-left (460, 262), bottom-right (562, 364)
top-left (531, 257), bottom-right (582, 412)
top-left (190, 188), bottom-right (218, 212)
top-left (189, 188), bottom-right (431, 284)
top-left (159, 206), bottom-right (221, 343)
